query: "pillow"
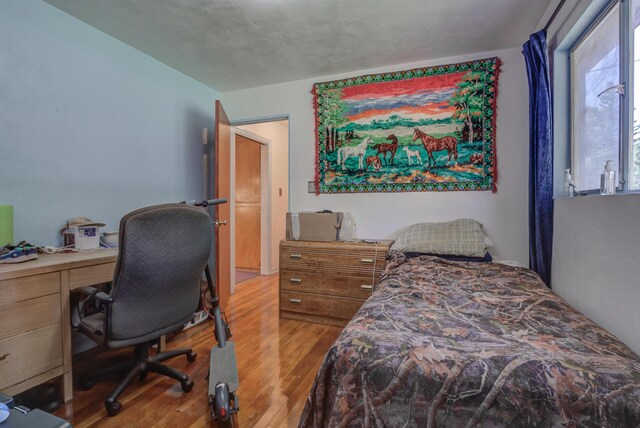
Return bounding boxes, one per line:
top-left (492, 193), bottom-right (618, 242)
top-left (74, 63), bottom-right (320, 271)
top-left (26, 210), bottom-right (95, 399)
top-left (403, 252), bottom-right (493, 262)
top-left (391, 219), bottom-right (488, 257)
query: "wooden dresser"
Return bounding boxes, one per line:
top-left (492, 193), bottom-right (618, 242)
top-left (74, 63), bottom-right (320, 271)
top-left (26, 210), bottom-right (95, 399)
top-left (279, 239), bottom-right (393, 327)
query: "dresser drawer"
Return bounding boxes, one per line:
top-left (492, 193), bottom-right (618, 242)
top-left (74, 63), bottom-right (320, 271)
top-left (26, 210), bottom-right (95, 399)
top-left (280, 270), bottom-right (374, 299)
top-left (280, 291), bottom-right (365, 320)
top-left (0, 294), bottom-right (61, 341)
top-left (0, 272), bottom-right (60, 305)
top-left (280, 249), bottom-right (385, 276)
top-left (0, 323), bottom-right (63, 390)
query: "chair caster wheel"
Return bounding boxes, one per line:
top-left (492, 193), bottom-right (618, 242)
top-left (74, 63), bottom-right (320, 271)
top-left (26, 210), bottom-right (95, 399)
top-left (79, 377), bottom-right (95, 391)
top-left (181, 379), bottom-right (194, 393)
top-left (105, 399), bottom-right (122, 417)
top-left (187, 352), bottom-right (197, 363)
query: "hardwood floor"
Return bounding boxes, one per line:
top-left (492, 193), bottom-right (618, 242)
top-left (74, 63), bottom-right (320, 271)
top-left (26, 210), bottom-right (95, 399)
top-left (54, 273), bottom-right (343, 427)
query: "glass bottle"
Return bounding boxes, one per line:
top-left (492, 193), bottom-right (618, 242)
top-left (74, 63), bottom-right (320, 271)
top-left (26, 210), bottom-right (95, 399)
top-left (600, 160), bottom-right (616, 195)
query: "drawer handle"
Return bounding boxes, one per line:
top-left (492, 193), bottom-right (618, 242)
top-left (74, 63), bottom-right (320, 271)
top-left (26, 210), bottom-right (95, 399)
top-left (289, 298), bottom-right (302, 304)
top-left (0, 353), bottom-right (9, 362)
top-left (290, 254), bottom-right (302, 260)
top-left (360, 258), bottom-right (374, 264)
top-left (360, 285), bottom-right (373, 291)
top-left (289, 278), bottom-right (302, 284)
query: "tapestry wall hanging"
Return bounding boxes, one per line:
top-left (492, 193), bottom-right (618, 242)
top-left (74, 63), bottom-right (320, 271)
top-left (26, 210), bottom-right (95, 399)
top-left (313, 57), bottom-right (501, 194)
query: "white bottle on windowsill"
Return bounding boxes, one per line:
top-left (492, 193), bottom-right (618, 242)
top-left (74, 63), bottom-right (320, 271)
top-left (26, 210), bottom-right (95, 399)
top-left (600, 160), bottom-right (616, 195)
top-left (563, 169), bottom-right (574, 197)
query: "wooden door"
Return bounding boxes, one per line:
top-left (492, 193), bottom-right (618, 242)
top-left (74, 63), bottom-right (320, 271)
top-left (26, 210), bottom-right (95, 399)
top-left (235, 136), bottom-right (261, 271)
top-left (215, 100), bottom-right (231, 311)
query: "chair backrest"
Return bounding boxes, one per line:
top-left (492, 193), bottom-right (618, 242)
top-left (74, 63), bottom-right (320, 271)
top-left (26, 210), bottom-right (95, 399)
top-left (107, 204), bottom-right (212, 343)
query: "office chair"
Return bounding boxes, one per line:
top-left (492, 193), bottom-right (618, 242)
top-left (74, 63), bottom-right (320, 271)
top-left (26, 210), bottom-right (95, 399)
top-left (72, 203), bottom-right (212, 416)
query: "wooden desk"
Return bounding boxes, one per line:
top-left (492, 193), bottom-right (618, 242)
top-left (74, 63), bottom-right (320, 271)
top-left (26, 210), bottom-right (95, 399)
top-left (0, 249), bottom-right (117, 402)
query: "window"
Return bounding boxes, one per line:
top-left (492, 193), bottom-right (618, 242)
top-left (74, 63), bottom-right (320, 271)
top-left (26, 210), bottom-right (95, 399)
top-left (632, 0), bottom-right (640, 189)
top-left (570, 0), bottom-right (640, 192)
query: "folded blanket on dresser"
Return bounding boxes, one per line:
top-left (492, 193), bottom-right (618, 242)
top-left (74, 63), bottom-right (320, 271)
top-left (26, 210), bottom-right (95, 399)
top-left (299, 251), bottom-right (640, 427)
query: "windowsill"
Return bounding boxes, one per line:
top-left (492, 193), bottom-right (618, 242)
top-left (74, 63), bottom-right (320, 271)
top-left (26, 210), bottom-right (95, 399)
top-left (554, 190), bottom-right (640, 200)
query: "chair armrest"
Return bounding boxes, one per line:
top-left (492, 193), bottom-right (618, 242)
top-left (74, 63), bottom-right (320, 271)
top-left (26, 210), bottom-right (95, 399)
top-left (76, 286), bottom-right (113, 304)
top-left (71, 286), bottom-right (113, 332)
top-left (94, 291), bottom-right (113, 304)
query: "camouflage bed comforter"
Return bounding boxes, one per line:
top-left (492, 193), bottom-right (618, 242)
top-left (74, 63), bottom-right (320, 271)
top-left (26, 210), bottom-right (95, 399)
top-left (299, 252), bottom-right (640, 427)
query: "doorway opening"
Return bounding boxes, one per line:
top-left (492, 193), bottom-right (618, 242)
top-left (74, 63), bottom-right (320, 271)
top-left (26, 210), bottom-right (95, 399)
top-left (234, 134), bottom-right (262, 284)
top-left (230, 119), bottom-right (289, 291)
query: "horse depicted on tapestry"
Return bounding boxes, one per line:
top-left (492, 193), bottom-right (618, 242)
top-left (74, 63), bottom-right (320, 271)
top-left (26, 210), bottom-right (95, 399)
top-left (313, 57), bottom-right (500, 193)
top-left (373, 134), bottom-right (399, 165)
top-left (336, 136), bottom-right (371, 171)
top-left (412, 128), bottom-right (458, 167)
top-left (366, 155), bottom-right (382, 171)
top-left (403, 146), bottom-right (422, 166)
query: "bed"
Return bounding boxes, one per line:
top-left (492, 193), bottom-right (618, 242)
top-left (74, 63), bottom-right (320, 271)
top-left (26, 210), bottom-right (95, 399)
top-left (299, 251), bottom-right (640, 427)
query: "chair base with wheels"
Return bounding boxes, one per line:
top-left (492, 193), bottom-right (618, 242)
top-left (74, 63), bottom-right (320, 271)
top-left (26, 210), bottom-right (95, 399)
top-left (80, 341), bottom-right (197, 416)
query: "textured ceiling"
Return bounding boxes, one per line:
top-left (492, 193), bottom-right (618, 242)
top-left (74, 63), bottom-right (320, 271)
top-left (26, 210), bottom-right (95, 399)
top-left (43, 0), bottom-right (552, 91)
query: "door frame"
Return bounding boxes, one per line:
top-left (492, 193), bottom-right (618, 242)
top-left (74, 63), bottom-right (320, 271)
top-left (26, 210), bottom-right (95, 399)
top-left (230, 127), bottom-right (272, 292)
top-left (231, 115), bottom-right (291, 211)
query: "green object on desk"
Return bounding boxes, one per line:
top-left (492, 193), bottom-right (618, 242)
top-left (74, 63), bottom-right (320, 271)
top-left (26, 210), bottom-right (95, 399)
top-left (0, 205), bottom-right (14, 246)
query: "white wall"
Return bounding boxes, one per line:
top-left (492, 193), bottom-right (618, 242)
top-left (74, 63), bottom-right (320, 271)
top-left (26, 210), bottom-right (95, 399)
top-left (236, 121), bottom-right (289, 273)
top-left (0, 0), bottom-right (219, 246)
top-left (553, 195), bottom-right (640, 353)
top-left (222, 48), bottom-right (530, 263)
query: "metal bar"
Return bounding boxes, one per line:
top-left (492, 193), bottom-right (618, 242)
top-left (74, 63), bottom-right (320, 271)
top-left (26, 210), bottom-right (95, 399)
top-left (544, 0), bottom-right (569, 32)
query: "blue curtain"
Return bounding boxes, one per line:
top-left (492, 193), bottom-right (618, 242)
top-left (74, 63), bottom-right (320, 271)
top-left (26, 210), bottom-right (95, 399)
top-left (523, 30), bottom-right (553, 287)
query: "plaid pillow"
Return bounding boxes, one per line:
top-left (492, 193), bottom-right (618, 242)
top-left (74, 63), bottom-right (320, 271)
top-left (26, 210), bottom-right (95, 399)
top-left (391, 219), bottom-right (487, 257)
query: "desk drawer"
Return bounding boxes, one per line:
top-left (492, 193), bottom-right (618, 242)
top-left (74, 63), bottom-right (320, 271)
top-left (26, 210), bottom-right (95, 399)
top-left (0, 324), bottom-right (63, 390)
top-left (69, 262), bottom-right (116, 290)
top-left (280, 291), bottom-right (365, 320)
top-left (280, 270), bottom-right (374, 299)
top-left (0, 294), bottom-right (61, 341)
top-left (0, 272), bottom-right (60, 305)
